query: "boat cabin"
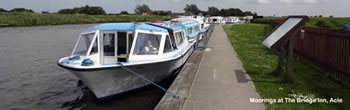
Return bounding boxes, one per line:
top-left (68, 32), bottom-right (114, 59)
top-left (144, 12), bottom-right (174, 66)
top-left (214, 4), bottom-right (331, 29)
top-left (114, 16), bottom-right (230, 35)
top-left (166, 19), bottom-right (201, 42)
top-left (59, 22), bottom-right (192, 68)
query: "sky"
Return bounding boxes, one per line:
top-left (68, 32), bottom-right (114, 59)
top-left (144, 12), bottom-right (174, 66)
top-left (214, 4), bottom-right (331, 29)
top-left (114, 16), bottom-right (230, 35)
top-left (0, 0), bottom-right (349, 17)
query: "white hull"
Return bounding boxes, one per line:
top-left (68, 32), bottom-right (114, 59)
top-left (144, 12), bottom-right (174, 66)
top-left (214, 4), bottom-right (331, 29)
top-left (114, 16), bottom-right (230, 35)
top-left (62, 46), bottom-right (194, 99)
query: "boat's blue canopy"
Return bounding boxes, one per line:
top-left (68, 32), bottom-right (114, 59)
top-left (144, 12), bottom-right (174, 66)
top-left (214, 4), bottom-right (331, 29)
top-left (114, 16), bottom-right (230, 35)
top-left (178, 19), bottom-right (200, 27)
top-left (82, 19), bottom-right (199, 35)
top-left (148, 21), bottom-right (184, 31)
top-left (170, 19), bottom-right (200, 39)
top-left (83, 23), bottom-right (169, 33)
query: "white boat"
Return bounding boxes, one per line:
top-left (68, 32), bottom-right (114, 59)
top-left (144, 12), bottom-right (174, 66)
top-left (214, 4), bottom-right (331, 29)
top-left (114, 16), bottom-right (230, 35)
top-left (57, 19), bottom-right (205, 100)
top-left (225, 16), bottom-right (240, 24)
top-left (206, 16), bottom-right (224, 24)
top-left (177, 15), bottom-right (210, 30)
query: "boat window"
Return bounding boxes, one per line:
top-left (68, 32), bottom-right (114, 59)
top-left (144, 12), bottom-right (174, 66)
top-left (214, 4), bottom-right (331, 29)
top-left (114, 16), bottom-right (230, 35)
top-left (73, 33), bottom-right (95, 56)
top-left (163, 35), bottom-right (173, 53)
top-left (128, 33), bottom-right (134, 54)
top-left (90, 39), bottom-right (98, 55)
top-left (133, 32), bottom-right (161, 55)
top-left (169, 32), bottom-right (176, 49)
top-left (103, 33), bottom-right (115, 56)
top-left (195, 25), bottom-right (200, 32)
top-left (175, 31), bottom-right (184, 46)
top-left (117, 32), bottom-right (127, 56)
top-left (187, 28), bottom-right (192, 35)
top-left (181, 31), bottom-right (186, 40)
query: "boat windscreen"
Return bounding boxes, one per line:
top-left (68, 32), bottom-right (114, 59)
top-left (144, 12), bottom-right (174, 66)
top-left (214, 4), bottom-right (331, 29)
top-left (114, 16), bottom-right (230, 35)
top-left (133, 33), bottom-right (161, 55)
top-left (72, 33), bottom-right (95, 56)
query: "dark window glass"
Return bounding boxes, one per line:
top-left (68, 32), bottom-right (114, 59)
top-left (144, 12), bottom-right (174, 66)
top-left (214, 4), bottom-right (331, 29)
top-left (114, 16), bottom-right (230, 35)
top-left (175, 32), bottom-right (184, 46)
top-left (128, 33), bottom-right (134, 54)
top-left (90, 38), bottom-right (98, 55)
top-left (103, 33), bottom-right (115, 56)
top-left (73, 33), bottom-right (95, 56)
top-left (133, 33), bottom-right (161, 55)
top-left (163, 35), bottom-right (173, 53)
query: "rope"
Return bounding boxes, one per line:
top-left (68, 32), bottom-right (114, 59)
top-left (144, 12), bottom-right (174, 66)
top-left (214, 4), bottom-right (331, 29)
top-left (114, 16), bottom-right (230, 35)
top-left (117, 62), bottom-right (179, 99)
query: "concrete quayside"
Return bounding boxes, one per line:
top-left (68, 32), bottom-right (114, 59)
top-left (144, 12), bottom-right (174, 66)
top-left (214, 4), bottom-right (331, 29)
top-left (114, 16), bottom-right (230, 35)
top-left (155, 25), bottom-right (265, 110)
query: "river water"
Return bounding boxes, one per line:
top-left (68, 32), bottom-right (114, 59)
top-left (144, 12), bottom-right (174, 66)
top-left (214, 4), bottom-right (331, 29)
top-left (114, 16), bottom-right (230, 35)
top-left (0, 24), bottom-right (173, 110)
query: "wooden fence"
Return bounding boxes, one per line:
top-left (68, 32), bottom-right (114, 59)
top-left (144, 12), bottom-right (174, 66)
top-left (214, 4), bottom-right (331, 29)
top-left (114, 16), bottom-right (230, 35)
top-left (294, 27), bottom-right (350, 82)
top-left (270, 19), bottom-right (350, 82)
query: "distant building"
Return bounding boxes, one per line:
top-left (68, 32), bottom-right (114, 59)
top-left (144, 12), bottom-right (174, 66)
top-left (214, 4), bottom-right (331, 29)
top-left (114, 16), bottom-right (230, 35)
top-left (142, 11), bottom-right (153, 16)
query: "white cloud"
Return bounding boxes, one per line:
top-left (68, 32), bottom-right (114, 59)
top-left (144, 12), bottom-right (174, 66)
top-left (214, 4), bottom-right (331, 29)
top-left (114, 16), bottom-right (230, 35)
top-left (280, 0), bottom-right (292, 4)
top-left (280, 0), bottom-right (319, 4)
top-left (305, 0), bottom-right (318, 4)
top-left (257, 0), bottom-right (271, 4)
top-left (172, 0), bottom-right (183, 3)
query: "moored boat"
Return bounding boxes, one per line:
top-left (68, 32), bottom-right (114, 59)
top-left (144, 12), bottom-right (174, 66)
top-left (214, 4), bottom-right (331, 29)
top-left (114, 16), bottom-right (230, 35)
top-left (57, 19), bottom-right (205, 99)
top-left (224, 16), bottom-right (240, 24)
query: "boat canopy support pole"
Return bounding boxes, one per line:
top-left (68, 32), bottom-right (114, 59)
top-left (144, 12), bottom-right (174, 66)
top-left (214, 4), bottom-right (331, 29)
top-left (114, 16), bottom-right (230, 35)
top-left (117, 62), bottom-right (179, 99)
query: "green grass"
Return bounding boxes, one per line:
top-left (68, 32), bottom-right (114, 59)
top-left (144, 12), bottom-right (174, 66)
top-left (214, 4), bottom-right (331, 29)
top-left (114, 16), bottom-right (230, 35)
top-left (307, 17), bottom-right (350, 30)
top-left (253, 17), bottom-right (350, 30)
top-left (224, 24), bottom-right (350, 110)
top-left (252, 17), bottom-right (286, 24)
top-left (0, 12), bottom-right (171, 26)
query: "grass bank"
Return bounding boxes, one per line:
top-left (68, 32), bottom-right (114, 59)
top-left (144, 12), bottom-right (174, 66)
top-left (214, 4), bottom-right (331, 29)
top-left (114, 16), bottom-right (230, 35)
top-left (224, 24), bottom-right (350, 110)
top-left (306, 17), bottom-right (350, 29)
top-left (253, 17), bottom-right (350, 30)
top-left (0, 12), bottom-right (171, 26)
top-left (252, 17), bottom-right (285, 24)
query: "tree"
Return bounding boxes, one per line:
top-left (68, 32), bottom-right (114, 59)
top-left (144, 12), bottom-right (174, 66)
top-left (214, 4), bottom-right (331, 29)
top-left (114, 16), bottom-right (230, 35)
top-left (218, 8), bottom-right (244, 16)
top-left (253, 12), bottom-right (258, 17)
top-left (58, 9), bottom-right (75, 14)
top-left (230, 8), bottom-right (244, 16)
top-left (203, 7), bottom-right (258, 17)
top-left (135, 4), bottom-right (151, 15)
top-left (0, 8), bottom-right (7, 12)
top-left (184, 4), bottom-right (201, 15)
top-left (165, 10), bottom-right (172, 15)
top-left (152, 10), bottom-right (172, 16)
top-left (219, 9), bottom-right (227, 16)
top-left (120, 11), bottom-right (129, 14)
top-left (243, 11), bottom-right (254, 16)
top-left (10, 8), bottom-right (34, 13)
top-left (41, 11), bottom-right (50, 14)
top-left (207, 6), bottom-right (220, 16)
top-left (58, 5), bottom-right (106, 15)
top-left (77, 5), bottom-right (106, 15)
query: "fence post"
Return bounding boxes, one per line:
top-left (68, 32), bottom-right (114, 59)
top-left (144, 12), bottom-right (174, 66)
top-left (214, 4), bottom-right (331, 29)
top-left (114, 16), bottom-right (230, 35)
top-left (284, 35), bottom-right (296, 82)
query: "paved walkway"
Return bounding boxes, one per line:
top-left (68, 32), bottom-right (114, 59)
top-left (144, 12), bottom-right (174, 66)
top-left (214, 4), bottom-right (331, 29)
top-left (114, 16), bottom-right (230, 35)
top-left (181, 25), bottom-right (265, 110)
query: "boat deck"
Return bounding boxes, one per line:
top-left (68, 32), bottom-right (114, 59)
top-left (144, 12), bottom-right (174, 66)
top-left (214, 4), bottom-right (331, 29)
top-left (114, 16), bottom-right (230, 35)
top-left (155, 25), bottom-right (265, 110)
